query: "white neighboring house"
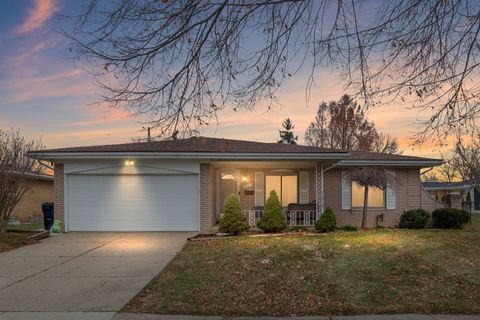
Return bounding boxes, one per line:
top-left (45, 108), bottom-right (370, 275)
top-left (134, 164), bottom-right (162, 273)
top-left (422, 181), bottom-right (480, 214)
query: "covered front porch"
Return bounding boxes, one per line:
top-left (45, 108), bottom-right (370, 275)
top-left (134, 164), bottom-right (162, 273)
top-left (211, 161), bottom-right (328, 228)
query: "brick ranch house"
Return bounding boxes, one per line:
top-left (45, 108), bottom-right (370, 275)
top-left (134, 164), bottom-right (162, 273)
top-left (28, 137), bottom-right (444, 233)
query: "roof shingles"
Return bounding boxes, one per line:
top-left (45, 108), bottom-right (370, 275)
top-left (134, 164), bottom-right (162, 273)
top-left (34, 136), bottom-right (441, 162)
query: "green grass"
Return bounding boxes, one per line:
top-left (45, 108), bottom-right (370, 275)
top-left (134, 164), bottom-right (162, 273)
top-left (469, 214), bottom-right (480, 230)
top-left (7, 222), bottom-right (43, 232)
top-left (0, 232), bottom-right (35, 252)
top-left (124, 229), bottom-right (480, 316)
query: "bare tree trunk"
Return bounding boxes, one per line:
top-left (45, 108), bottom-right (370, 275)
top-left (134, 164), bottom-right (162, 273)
top-left (361, 185), bottom-right (369, 228)
top-left (0, 219), bottom-right (7, 234)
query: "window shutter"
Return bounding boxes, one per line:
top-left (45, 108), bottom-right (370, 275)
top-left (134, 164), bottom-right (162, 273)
top-left (299, 172), bottom-right (309, 204)
top-left (255, 172), bottom-right (264, 206)
top-left (386, 171), bottom-right (396, 210)
top-left (341, 171), bottom-right (351, 210)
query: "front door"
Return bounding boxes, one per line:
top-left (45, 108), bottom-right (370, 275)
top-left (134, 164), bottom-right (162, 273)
top-left (218, 169), bottom-right (240, 214)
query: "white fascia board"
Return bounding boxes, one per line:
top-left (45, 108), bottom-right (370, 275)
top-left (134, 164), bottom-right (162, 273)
top-left (423, 185), bottom-right (472, 191)
top-left (337, 159), bottom-right (444, 168)
top-left (28, 151), bottom-right (350, 161)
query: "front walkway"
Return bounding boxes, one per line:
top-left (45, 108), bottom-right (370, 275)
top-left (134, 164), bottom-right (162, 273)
top-left (0, 232), bottom-right (194, 314)
top-left (113, 315), bottom-right (479, 320)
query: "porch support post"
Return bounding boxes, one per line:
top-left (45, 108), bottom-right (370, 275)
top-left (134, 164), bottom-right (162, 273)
top-left (316, 162), bottom-right (324, 218)
top-left (200, 162), bottom-right (214, 233)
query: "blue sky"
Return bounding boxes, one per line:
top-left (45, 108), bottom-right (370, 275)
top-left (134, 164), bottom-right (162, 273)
top-left (0, 0), bottom-right (448, 158)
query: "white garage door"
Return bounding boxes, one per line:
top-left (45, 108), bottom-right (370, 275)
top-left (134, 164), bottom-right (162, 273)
top-left (67, 174), bottom-right (199, 231)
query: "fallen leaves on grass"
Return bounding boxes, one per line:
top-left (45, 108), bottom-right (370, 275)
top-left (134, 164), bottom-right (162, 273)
top-left (123, 230), bottom-right (480, 316)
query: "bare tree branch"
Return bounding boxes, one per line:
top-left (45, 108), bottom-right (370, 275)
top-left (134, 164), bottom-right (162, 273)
top-left (62, 0), bottom-right (480, 140)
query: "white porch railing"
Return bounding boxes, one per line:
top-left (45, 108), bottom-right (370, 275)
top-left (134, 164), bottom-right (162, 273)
top-left (243, 209), bottom-right (317, 227)
top-left (243, 209), bottom-right (265, 226)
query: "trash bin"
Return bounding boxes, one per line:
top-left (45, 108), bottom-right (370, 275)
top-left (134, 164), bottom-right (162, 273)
top-left (41, 202), bottom-right (54, 230)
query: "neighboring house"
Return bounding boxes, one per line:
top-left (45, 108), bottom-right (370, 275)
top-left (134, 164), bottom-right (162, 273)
top-left (28, 136), bottom-right (444, 232)
top-left (10, 172), bottom-right (54, 223)
top-left (422, 181), bottom-right (480, 214)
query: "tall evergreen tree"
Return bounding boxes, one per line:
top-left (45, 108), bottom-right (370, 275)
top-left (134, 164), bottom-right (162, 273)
top-left (278, 118), bottom-right (298, 145)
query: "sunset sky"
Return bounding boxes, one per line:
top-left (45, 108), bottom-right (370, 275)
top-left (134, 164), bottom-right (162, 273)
top-left (0, 0), bottom-right (451, 158)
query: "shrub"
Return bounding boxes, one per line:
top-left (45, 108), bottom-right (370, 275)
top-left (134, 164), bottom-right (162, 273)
top-left (466, 191), bottom-right (471, 202)
top-left (399, 209), bottom-right (430, 229)
top-left (315, 207), bottom-right (336, 232)
top-left (289, 226), bottom-right (307, 232)
top-left (340, 225), bottom-right (357, 231)
top-left (218, 194), bottom-right (250, 235)
top-left (431, 208), bottom-right (470, 229)
top-left (257, 190), bottom-right (287, 232)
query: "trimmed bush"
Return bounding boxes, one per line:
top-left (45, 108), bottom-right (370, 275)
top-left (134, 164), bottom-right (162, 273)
top-left (257, 190), bottom-right (287, 232)
top-left (399, 209), bottom-right (430, 229)
top-left (315, 207), bottom-right (336, 232)
top-left (219, 194), bottom-right (249, 235)
top-left (340, 225), bottom-right (357, 232)
top-left (431, 208), bottom-right (470, 229)
top-left (466, 191), bottom-right (471, 202)
top-left (289, 226), bottom-right (307, 232)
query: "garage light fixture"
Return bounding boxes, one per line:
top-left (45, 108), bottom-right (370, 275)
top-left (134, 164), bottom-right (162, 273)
top-left (125, 160), bottom-right (135, 166)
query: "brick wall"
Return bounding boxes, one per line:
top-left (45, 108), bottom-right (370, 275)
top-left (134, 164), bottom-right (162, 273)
top-left (421, 187), bottom-right (446, 212)
top-left (53, 163), bottom-right (65, 231)
top-left (12, 179), bottom-right (54, 222)
top-left (200, 163), bottom-right (214, 233)
top-left (324, 168), bottom-right (446, 228)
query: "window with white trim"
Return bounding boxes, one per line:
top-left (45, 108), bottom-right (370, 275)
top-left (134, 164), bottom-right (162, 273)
top-left (351, 181), bottom-right (385, 208)
top-left (265, 175), bottom-right (298, 206)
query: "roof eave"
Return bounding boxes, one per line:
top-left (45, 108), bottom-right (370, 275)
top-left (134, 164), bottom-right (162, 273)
top-left (28, 151), bottom-right (351, 161)
top-left (337, 159), bottom-right (444, 168)
top-left (423, 185), bottom-right (472, 191)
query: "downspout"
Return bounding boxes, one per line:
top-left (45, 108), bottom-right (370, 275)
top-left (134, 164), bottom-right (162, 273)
top-left (321, 163), bottom-right (324, 214)
top-left (319, 162), bottom-right (340, 215)
top-left (420, 166), bottom-right (435, 176)
top-left (419, 166), bottom-right (435, 208)
top-left (316, 162), bottom-right (319, 217)
top-left (323, 163), bottom-right (339, 173)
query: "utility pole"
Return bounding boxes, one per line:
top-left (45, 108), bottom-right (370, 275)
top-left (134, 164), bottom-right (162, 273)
top-left (147, 127), bottom-right (151, 142)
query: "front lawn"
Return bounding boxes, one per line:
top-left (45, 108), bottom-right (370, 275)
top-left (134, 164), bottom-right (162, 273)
top-left (7, 222), bottom-right (44, 232)
top-left (124, 229), bottom-right (480, 316)
top-left (0, 232), bottom-right (36, 252)
top-left (468, 214), bottom-right (480, 230)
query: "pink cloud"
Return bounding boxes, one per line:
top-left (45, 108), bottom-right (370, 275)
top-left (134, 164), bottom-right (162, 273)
top-left (2, 68), bottom-right (94, 105)
top-left (47, 126), bottom-right (144, 148)
top-left (13, 0), bottom-right (57, 35)
top-left (60, 107), bottom-right (133, 127)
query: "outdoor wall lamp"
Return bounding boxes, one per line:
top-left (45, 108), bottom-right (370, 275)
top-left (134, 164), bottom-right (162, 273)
top-left (125, 160), bottom-right (135, 166)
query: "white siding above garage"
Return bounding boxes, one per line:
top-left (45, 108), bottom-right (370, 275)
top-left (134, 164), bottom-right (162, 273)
top-left (64, 160), bottom-right (200, 175)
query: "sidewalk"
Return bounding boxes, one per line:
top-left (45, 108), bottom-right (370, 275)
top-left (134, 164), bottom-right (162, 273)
top-left (113, 314), bottom-right (480, 320)
top-left (0, 313), bottom-right (477, 320)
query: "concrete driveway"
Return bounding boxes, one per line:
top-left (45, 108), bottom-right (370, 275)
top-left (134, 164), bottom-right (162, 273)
top-left (0, 232), bottom-right (194, 314)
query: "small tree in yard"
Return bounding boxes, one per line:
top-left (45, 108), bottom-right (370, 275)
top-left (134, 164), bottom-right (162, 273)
top-left (350, 167), bottom-right (391, 229)
top-left (257, 190), bottom-right (286, 232)
top-left (219, 194), bottom-right (249, 235)
top-left (0, 129), bottom-right (43, 233)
